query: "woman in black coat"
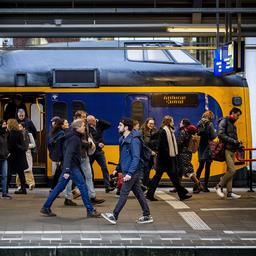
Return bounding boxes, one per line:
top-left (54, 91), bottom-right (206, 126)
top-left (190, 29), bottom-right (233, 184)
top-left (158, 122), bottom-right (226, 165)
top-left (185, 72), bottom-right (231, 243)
top-left (196, 111), bottom-right (217, 192)
top-left (7, 119), bottom-right (28, 194)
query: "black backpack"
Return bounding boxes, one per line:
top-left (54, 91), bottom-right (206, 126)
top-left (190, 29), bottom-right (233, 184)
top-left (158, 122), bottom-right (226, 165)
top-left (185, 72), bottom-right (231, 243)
top-left (138, 138), bottom-right (152, 167)
top-left (47, 132), bottom-right (65, 162)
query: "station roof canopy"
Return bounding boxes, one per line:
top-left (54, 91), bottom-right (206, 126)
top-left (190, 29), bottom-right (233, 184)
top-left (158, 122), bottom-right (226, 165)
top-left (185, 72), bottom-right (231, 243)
top-left (0, 0), bottom-right (256, 37)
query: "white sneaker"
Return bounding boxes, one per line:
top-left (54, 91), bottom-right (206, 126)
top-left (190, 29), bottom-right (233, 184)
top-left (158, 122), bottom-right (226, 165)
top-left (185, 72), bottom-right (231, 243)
top-left (215, 186), bottom-right (225, 198)
top-left (136, 215), bottom-right (154, 224)
top-left (101, 212), bottom-right (117, 224)
top-left (227, 192), bottom-right (241, 199)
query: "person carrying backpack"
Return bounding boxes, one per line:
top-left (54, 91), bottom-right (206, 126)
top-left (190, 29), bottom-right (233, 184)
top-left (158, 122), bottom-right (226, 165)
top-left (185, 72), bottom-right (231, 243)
top-left (101, 118), bottom-right (153, 225)
top-left (215, 107), bottom-right (243, 199)
top-left (176, 118), bottom-right (203, 194)
top-left (196, 111), bottom-right (217, 192)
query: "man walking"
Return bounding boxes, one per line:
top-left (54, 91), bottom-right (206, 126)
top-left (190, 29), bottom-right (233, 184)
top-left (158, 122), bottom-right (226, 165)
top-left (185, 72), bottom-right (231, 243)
top-left (215, 107), bottom-right (242, 199)
top-left (87, 115), bottom-right (114, 193)
top-left (40, 119), bottom-right (100, 217)
top-left (101, 118), bottom-right (153, 224)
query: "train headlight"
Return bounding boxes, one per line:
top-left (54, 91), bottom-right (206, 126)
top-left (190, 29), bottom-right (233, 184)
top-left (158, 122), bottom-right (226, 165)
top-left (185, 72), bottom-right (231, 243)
top-left (232, 96), bottom-right (242, 106)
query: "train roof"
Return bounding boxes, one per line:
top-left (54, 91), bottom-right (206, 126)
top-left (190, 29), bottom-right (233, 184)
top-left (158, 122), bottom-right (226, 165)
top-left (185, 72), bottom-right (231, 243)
top-left (0, 40), bottom-right (247, 87)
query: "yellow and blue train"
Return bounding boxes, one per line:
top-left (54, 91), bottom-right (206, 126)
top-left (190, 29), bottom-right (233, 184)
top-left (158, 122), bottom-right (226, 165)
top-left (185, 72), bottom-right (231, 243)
top-left (0, 40), bottom-right (251, 186)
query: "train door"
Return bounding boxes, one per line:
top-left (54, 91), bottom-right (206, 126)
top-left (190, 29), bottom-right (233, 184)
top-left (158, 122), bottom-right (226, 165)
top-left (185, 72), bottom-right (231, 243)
top-left (0, 93), bottom-right (47, 186)
top-left (125, 94), bottom-right (149, 124)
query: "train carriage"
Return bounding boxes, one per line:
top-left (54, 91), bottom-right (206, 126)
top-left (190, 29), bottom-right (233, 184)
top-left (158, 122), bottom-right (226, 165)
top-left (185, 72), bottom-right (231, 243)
top-left (0, 40), bottom-right (251, 186)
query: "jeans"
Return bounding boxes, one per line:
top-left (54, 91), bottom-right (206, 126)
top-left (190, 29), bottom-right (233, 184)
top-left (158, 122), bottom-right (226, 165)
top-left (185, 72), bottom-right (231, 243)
top-left (0, 160), bottom-right (8, 195)
top-left (81, 157), bottom-right (96, 199)
top-left (43, 168), bottom-right (94, 215)
top-left (196, 160), bottom-right (212, 187)
top-left (219, 149), bottom-right (236, 193)
top-left (90, 150), bottom-right (110, 188)
top-left (113, 171), bottom-right (150, 219)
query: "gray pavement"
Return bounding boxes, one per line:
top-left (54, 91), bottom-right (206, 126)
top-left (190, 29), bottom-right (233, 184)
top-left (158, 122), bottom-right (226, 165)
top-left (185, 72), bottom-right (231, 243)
top-left (0, 187), bottom-right (256, 249)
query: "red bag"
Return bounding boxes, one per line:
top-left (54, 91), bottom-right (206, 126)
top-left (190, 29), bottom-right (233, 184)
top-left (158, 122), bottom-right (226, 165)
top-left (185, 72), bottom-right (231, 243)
top-left (209, 140), bottom-right (225, 162)
top-left (117, 173), bottom-right (123, 190)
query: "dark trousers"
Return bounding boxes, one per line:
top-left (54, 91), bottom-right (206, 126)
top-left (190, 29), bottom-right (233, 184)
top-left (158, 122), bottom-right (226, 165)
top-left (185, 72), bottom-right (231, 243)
top-left (90, 150), bottom-right (110, 188)
top-left (196, 160), bottom-right (211, 187)
top-left (113, 171), bottom-right (150, 219)
top-left (141, 156), bottom-right (154, 188)
top-left (7, 166), bottom-right (26, 190)
top-left (147, 157), bottom-right (188, 199)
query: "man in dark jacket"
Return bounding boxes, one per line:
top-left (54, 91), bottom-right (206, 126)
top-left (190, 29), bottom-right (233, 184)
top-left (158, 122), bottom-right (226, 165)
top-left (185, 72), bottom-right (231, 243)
top-left (0, 120), bottom-right (12, 199)
top-left (17, 108), bottom-right (37, 140)
top-left (215, 107), bottom-right (242, 199)
top-left (101, 118), bottom-right (153, 225)
top-left (40, 119), bottom-right (101, 218)
top-left (87, 115), bottom-right (114, 193)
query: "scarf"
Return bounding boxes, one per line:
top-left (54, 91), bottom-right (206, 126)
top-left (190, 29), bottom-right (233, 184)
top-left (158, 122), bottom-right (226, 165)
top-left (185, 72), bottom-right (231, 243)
top-left (163, 125), bottom-right (178, 157)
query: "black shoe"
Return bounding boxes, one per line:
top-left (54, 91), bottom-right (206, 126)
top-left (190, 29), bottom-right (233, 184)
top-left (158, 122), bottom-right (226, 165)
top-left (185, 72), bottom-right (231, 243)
top-left (14, 188), bottom-right (27, 194)
top-left (203, 187), bottom-right (210, 192)
top-left (146, 195), bottom-right (158, 201)
top-left (1, 194), bottom-right (12, 200)
top-left (179, 194), bottom-right (192, 201)
top-left (91, 198), bottom-right (105, 205)
top-left (87, 209), bottom-right (101, 218)
top-left (40, 208), bottom-right (56, 217)
top-left (105, 186), bottom-right (115, 193)
top-left (64, 199), bottom-right (77, 206)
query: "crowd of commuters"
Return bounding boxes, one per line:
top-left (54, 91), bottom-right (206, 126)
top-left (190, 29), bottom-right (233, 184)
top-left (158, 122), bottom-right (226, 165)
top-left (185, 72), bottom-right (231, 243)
top-left (0, 103), bottom-right (243, 223)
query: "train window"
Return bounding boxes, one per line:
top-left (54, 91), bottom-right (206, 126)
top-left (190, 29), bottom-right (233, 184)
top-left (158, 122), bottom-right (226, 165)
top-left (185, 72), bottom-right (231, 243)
top-left (126, 45), bottom-right (143, 61)
top-left (146, 49), bottom-right (171, 62)
top-left (131, 101), bottom-right (144, 124)
top-left (167, 49), bottom-right (197, 63)
top-left (53, 102), bottom-right (68, 119)
top-left (72, 100), bottom-right (86, 118)
top-left (31, 103), bottom-right (44, 132)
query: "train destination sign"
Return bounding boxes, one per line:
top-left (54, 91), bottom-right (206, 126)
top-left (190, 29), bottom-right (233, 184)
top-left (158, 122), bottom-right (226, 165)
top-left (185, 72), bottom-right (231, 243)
top-left (151, 94), bottom-right (199, 107)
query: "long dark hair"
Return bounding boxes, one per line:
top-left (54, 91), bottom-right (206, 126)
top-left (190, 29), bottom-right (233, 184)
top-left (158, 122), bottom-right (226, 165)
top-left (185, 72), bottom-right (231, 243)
top-left (50, 118), bottom-right (64, 136)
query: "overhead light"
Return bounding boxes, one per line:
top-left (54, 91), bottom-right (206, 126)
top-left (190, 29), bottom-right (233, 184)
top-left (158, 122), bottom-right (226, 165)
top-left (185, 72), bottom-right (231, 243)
top-left (167, 25), bottom-right (226, 33)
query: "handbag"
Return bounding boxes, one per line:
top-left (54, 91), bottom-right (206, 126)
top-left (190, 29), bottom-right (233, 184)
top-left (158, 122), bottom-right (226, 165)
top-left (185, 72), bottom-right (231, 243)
top-left (209, 140), bottom-right (225, 162)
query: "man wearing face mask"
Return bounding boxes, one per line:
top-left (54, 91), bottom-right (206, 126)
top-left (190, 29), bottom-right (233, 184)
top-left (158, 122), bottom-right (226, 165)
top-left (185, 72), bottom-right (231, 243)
top-left (101, 118), bottom-right (153, 225)
top-left (215, 107), bottom-right (243, 199)
top-left (0, 120), bottom-right (12, 199)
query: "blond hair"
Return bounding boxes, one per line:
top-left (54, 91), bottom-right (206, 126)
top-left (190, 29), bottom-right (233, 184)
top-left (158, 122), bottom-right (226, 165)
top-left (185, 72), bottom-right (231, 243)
top-left (202, 110), bottom-right (214, 121)
top-left (161, 115), bottom-right (174, 128)
top-left (7, 119), bottom-right (19, 131)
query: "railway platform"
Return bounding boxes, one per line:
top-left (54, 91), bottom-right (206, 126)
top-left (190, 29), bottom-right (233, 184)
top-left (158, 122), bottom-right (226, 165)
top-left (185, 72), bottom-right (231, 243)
top-left (0, 188), bottom-right (256, 255)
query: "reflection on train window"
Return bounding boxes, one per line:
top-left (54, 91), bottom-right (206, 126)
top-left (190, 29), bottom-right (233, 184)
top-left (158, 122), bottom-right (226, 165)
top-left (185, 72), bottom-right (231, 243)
top-left (126, 45), bottom-right (143, 61)
top-left (53, 102), bottom-right (68, 119)
top-left (167, 49), bottom-right (197, 63)
top-left (31, 103), bottom-right (44, 132)
top-left (72, 100), bottom-right (86, 118)
top-left (146, 49), bottom-right (171, 62)
top-left (131, 101), bottom-right (144, 124)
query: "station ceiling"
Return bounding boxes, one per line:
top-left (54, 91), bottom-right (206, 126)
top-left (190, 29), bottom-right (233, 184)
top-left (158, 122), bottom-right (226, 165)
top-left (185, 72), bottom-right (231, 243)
top-left (0, 0), bottom-right (256, 38)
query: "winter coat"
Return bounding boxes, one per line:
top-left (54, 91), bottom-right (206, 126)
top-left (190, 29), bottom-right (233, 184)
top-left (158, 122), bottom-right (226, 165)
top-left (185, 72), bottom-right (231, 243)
top-left (115, 130), bottom-right (142, 176)
top-left (140, 127), bottom-right (159, 151)
top-left (218, 116), bottom-right (240, 152)
top-left (0, 128), bottom-right (9, 160)
top-left (62, 129), bottom-right (83, 174)
top-left (156, 127), bottom-right (178, 170)
top-left (17, 117), bottom-right (37, 140)
top-left (48, 129), bottom-right (65, 162)
top-left (7, 130), bottom-right (28, 172)
top-left (197, 118), bottom-right (217, 161)
top-left (89, 119), bottom-right (111, 151)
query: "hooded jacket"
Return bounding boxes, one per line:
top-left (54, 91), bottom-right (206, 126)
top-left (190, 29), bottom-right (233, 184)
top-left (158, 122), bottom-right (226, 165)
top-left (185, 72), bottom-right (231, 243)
top-left (115, 130), bottom-right (142, 176)
top-left (62, 129), bottom-right (83, 173)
